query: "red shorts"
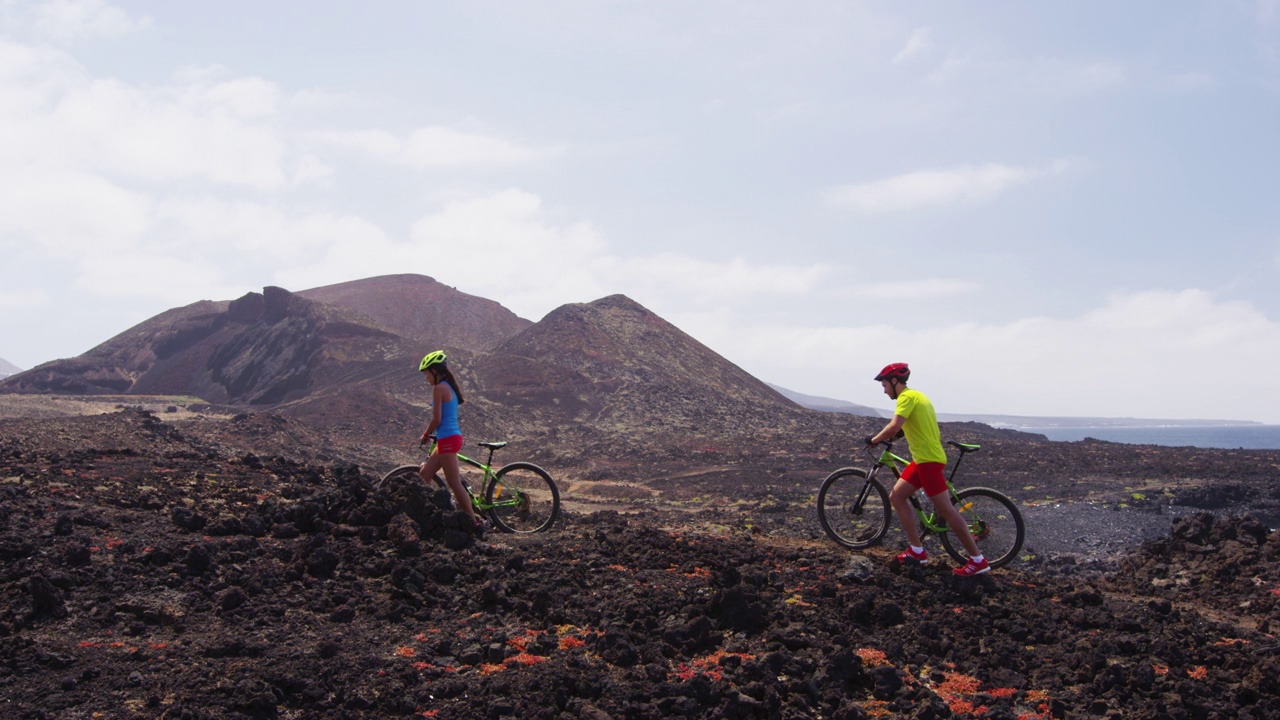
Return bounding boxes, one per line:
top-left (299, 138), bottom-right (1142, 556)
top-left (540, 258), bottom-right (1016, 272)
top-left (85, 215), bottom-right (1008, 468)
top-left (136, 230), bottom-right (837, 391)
top-left (435, 434), bottom-right (464, 454)
top-left (900, 461), bottom-right (948, 497)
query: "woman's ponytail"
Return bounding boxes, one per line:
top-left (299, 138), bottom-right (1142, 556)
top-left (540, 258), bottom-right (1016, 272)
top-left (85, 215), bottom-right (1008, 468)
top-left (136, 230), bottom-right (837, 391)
top-left (441, 366), bottom-right (465, 404)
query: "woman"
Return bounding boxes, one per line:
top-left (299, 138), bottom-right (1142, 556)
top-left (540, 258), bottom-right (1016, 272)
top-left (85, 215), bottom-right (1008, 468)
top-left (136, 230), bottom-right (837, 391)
top-left (417, 351), bottom-right (481, 527)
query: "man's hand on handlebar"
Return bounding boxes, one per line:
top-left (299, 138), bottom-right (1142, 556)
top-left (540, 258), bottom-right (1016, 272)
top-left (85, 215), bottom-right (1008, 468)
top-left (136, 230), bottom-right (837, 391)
top-left (864, 435), bottom-right (878, 447)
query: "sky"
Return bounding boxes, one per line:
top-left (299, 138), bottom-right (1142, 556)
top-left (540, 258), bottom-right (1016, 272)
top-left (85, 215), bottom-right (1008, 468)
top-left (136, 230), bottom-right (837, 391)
top-left (1, 0), bottom-right (1279, 423)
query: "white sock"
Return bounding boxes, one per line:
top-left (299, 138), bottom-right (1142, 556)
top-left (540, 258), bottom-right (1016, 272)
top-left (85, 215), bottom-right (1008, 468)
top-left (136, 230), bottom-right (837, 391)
top-left (911, 545), bottom-right (925, 555)
top-left (970, 554), bottom-right (985, 563)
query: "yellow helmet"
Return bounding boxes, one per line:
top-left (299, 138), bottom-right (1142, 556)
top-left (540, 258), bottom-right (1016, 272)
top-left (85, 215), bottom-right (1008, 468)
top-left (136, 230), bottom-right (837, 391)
top-left (418, 350), bottom-right (447, 372)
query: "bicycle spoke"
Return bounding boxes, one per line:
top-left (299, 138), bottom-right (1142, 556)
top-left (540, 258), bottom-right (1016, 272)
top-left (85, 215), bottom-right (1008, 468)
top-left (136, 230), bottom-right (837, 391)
top-left (817, 469), bottom-right (891, 549)
top-left (486, 463), bottom-right (560, 533)
top-left (940, 488), bottom-right (1025, 569)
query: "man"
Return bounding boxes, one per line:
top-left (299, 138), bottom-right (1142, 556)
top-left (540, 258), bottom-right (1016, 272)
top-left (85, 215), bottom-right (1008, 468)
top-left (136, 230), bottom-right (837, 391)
top-left (865, 363), bottom-right (989, 576)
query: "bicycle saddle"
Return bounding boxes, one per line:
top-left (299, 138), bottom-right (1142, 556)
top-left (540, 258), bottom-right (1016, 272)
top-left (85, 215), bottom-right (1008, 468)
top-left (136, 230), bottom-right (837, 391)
top-left (479, 441), bottom-right (508, 450)
top-left (947, 441), bottom-right (981, 453)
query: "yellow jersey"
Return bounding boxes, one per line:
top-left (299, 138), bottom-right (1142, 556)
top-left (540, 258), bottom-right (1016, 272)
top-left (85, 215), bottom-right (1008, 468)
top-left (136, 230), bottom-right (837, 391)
top-left (895, 388), bottom-right (948, 465)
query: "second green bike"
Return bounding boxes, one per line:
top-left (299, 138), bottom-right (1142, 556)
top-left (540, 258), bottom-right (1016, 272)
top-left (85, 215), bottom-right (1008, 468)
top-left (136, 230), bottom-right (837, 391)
top-left (381, 440), bottom-right (560, 533)
top-left (816, 440), bottom-right (1025, 568)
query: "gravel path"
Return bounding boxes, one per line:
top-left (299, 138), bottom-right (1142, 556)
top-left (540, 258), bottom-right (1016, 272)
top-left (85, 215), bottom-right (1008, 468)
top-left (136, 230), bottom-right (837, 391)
top-left (1021, 501), bottom-right (1197, 568)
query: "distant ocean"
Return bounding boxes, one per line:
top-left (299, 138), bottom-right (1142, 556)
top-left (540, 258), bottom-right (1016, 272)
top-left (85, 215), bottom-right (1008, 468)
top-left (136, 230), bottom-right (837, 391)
top-left (1017, 425), bottom-right (1280, 450)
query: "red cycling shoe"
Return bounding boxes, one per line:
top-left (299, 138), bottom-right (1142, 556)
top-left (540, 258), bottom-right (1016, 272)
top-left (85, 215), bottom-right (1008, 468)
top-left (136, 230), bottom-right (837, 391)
top-left (896, 547), bottom-right (928, 564)
top-left (952, 557), bottom-right (990, 576)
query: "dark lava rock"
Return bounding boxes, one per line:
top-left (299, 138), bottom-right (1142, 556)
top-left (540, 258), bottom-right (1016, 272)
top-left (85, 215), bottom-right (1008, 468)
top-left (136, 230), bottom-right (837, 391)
top-left (218, 587), bottom-right (248, 612)
top-left (170, 505), bottom-right (206, 532)
top-left (27, 575), bottom-right (67, 619)
top-left (387, 513), bottom-right (421, 556)
top-left (2, 410), bottom-right (1278, 720)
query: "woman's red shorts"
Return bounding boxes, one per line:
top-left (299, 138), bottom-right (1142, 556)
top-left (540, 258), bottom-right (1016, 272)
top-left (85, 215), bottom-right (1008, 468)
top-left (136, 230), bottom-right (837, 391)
top-left (435, 435), bottom-right (464, 454)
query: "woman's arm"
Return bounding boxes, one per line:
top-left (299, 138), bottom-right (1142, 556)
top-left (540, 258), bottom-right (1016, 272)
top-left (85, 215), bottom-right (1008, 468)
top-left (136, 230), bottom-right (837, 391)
top-left (420, 384), bottom-right (447, 443)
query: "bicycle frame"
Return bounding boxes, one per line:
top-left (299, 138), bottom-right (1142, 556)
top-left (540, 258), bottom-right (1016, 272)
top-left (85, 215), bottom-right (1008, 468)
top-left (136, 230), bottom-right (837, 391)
top-left (426, 443), bottom-right (517, 513)
top-left (864, 443), bottom-right (968, 534)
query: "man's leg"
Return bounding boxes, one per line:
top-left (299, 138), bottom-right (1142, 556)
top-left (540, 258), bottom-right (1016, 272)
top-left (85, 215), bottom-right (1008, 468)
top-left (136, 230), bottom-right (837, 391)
top-left (928, 493), bottom-right (981, 557)
top-left (889, 479), bottom-right (924, 548)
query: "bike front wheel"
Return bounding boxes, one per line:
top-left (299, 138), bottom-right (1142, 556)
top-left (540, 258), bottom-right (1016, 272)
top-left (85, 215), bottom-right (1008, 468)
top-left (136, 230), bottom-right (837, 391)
top-left (485, 462), bottom-right (560, 533)
top-left (817, 468), bottom-right (891, 549)
top-left (939, 487), bottom-right (1025, 569)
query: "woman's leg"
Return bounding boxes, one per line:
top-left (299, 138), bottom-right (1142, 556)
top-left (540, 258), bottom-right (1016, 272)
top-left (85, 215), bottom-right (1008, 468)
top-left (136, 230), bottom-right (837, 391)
top-left (437, 453), bottom-right (477, 522)
top-left (419, 454), bottom-right (442, 483)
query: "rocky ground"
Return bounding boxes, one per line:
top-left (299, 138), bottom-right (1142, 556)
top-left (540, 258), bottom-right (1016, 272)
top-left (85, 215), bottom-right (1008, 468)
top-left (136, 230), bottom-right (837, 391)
top-left (2, 408), bottom-right (1279, 719)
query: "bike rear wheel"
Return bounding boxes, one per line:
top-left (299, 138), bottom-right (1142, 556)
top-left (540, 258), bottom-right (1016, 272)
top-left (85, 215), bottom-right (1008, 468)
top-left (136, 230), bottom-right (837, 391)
top-left (485, 462), bottom-right (560, 533)
top-left (380, 465), bottom-right (429, 488)
top-left (817, 468), bottom-right (891, 549)
top-left (939, 487), bottom-right (1025, 569)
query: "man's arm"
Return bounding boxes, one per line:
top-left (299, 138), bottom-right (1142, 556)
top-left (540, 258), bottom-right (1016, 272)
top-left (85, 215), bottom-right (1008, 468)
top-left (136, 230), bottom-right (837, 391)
top-left (867, 415), bottom-right (906, 445)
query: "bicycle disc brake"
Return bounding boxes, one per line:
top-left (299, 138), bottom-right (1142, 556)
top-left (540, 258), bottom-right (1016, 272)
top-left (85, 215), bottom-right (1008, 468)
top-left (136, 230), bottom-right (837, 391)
top-left (971, 519), bottom-right (990, 540)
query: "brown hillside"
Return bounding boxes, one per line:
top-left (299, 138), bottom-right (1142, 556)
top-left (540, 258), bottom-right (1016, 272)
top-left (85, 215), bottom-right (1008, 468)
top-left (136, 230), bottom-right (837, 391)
top-left (476, 294), bottom-right (793, 409)
top-left (0, 299), bottom-right (232, 396)
top-left (463, 294), bottom-right (839, 473)
top-left (297, 274), bottom-right (532, 352)
top-left (0, 287), bottom-right (416, 407)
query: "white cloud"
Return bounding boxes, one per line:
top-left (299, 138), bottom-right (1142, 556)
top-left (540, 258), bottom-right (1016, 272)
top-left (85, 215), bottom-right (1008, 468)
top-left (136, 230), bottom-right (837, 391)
top-left (757, 101), bottom-right (817, 124)
top-left (0, 166), bottom-right (152, 253)
top-left (893, 27), bottom-right (934, 63)
top-left (0, 40), bottom-right (85, 119)
top-left (833, 279), bottom-right (980, 300)
top-left (1068, 61), bottom-right (1126, 91)
top-left (824, 164), bottom-right (1032, 213)
top-left (51, 74), bottom-right (288, 187)
top-left (694, 289), bottom-right (1280, 423)
top-left (824, 161), bottom-right (1071, 213)
top-left (158, 197), bottom-right (391, 264)
top-left (171, 68), bottom-right (280, 118)
top-left (72, 251), bottom-right (243, 303)
top-left (405, 190), bottom-right (834, 319)
top-left (0, 288), bottom-right (49, 309)
top-left (29, 0), bottom-right (150, 41)
top-left (291, 154), bottom-right (335, 185)
top-left (0, 44), bottom-right (290, 188)
top-left (273, 188), bottom-right (828, 323)
top-left (609, 254), bottom-right (828, 303)
top-left (272, 188), bottom-right (609, 316)
top-left (310, 126), bottom-right (555, 169)
top-left (1167, 71), bottom-right (1216, 92)
top-left (926, 53), bottom-right (1126, 100)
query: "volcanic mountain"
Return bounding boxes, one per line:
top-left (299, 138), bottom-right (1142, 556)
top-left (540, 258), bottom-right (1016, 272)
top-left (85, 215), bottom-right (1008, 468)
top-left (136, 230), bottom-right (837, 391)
top-left (0, 278), bottom-right (847, 464)
top-left (296, 274), bottom-right (531, 352)
top-left (0, 286), bottom-right (416, 407)
top-left (472, 294), bottom-right (798, 433)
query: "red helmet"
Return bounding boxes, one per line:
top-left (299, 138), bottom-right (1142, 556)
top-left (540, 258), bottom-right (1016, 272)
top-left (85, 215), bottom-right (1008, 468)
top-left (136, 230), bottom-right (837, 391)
top-left (874, 363), bottom-right (910, 382)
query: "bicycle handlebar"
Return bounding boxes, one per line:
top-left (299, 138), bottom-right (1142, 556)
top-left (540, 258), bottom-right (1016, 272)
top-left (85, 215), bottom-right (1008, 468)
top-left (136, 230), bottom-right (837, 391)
top-left (863, 441), bottom-right (891, 463)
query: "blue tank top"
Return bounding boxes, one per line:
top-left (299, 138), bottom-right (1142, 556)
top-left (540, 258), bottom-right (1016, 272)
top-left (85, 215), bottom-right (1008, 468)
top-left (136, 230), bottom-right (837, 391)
top-left (436, 385), bottom-right (461, 439)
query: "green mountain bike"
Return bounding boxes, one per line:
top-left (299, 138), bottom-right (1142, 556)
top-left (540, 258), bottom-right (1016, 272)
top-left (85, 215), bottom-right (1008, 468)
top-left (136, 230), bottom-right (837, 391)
top-left (381, 440), bottom-right (561, 533)
top-left (816, 440), bottom-right (1025, 568)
